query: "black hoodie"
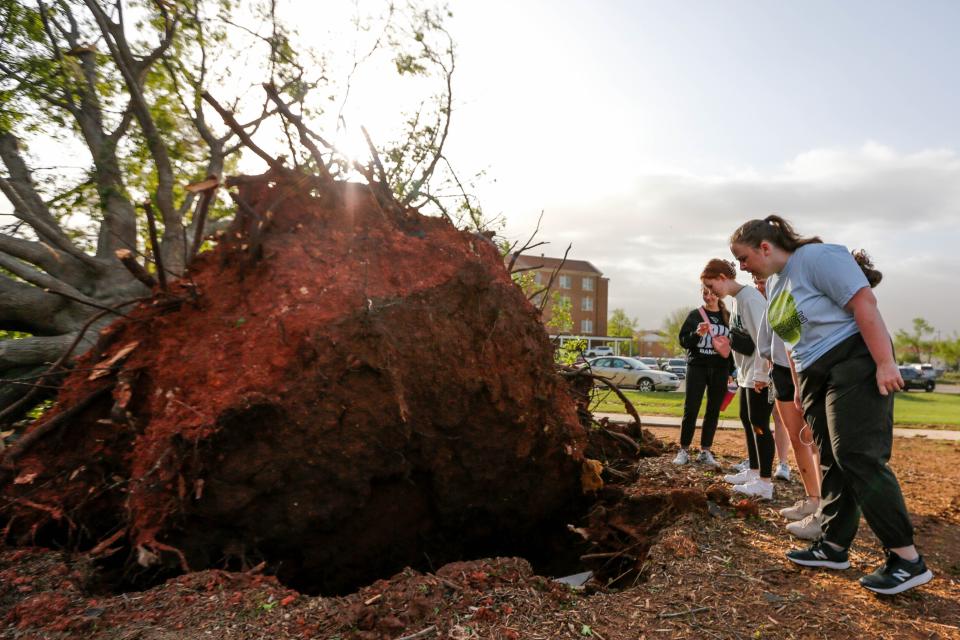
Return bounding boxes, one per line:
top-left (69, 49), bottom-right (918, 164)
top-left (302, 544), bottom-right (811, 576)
top-left (678, 307), bottom-right (734, 369)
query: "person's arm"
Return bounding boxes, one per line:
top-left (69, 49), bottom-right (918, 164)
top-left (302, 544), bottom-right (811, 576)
top-left (846, 287), bottom-right (903, 396)
top-left (678, 310), bottom-right (702, 350)
top-left (741, 293), bottom-right (770, 389)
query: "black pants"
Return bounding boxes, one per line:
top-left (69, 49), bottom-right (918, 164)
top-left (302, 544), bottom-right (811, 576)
top-left (798, 333), bottom-right (914, 549)
top-left (739, 386), bottom-right (774, 477)
top-left (680, 364), bottom-right (728, 449)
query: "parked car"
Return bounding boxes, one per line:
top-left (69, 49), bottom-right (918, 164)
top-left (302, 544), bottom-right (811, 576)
top-left (636, 357), bottom-right (661, 368)
top-left (909, 363), bottom-right (941, 380)
top-left (661, 358), bottom-right (688, 379)
top-left (584, 345), bottom-right (614, 358)
top-left (899, 366), bottom-right (936, 392)
top-left (587, 356), bottom-right (681, 392)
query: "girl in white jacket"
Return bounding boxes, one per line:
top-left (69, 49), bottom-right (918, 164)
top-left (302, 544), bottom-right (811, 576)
top-left (700, 258), bottom-right (775, 500)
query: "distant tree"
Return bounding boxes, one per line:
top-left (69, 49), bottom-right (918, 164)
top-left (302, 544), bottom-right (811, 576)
top-left (545, 292), bottom-right (572, 335)
top-left (660, 308), bottom-right (689, 356)
top-left (608, 308), bottom-right (637, 356)
top-left (894, 317), bottom-right (936, 363)
top-left (933, 333), bottom-right (960, 371)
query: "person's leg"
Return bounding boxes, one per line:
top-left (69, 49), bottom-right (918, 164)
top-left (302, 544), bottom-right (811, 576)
top-left (824, 342), bottom-right (916, 554)
top-left (799, 364), bottom-right (859, 550)
top-left (776, 400), bottom-right (821, 500)
top-left (772, 409), bottom-right (791, 465)
top-left (699, 366), bottom-right (727, 451)
top-left (746, 388), bottom-right (775, 479)
top-left (679, 364), bottom-right (708, 449)
top-left (739, 386), bottom-right (758, 469)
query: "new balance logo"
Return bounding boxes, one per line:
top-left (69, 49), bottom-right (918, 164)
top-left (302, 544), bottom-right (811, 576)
top-left (813, 550), bottom-right (827, 560)
top-left (892, 569), bottom-right (911, 581)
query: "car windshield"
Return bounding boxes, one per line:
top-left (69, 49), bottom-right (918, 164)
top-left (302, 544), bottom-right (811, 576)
top-left (669, 359), bottom-right (685, 366)
top-left (622, 358), bottom-right (651, 370)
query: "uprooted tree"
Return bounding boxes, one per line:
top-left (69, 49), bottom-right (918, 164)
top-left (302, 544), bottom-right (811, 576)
top-left (0, 0), bottom-right (476, 420)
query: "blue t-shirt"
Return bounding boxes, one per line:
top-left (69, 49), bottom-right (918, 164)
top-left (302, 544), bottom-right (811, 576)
top-left (765, 243), bottom-right (868, 372)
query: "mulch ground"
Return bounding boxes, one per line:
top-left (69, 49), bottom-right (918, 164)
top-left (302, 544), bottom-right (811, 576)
top-left (2, 427), bottom-right (958, 639)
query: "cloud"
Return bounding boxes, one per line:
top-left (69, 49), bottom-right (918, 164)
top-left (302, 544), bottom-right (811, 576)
top-left (518, 143), bottom-right (960, 335)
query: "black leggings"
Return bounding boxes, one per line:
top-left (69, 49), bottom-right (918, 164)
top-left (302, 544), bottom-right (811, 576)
top-left (680, 364), bottom-right (728, 449)
top-left (739, 386), bottom-right (774, 477)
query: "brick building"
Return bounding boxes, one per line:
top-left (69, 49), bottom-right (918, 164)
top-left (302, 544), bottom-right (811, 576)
top-left (510, 254), bottom-right (609, 337)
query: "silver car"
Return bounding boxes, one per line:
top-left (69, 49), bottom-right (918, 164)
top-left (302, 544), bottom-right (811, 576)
top-left (587, 356), bottom-right (681, 392)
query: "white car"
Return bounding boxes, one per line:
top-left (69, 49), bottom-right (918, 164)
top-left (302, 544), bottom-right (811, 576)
top-left (587, 356), bottom-right (681, 392)
top-left (584, 345), bottom-right (615, 358)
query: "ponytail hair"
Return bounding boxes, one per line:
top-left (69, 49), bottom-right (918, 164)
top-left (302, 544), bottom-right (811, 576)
top-left (852, 249), bottom-right (882, 288)
top-left (729, 214), bottom-right (822, 252)
top-left (716, 298), bottom-right (731, 325)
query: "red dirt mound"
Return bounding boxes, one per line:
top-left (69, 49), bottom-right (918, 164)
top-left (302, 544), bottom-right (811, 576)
top-left (0, 173), bottom-right (589, 594)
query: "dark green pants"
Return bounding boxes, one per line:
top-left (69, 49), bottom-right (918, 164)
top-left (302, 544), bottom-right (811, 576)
top-left (797, 333), bottom-right (914, 549)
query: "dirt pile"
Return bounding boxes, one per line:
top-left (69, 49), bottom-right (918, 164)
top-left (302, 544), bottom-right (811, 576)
top-left (0, 172), bottom-right (590, 594)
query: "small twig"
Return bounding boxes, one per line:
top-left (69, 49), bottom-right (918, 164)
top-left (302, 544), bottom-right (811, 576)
top-left (360, 125), bottom-right (398, 208)
top-left (580, 551), bottom-right (637, 561)
top-left (142, 200), bottom-right (167, 291)
top-left (658, 606), bottom-right (710, 619)
top-left (537, 243), bottom-right (571, 314)
top-left (507, 210), bottom-right (545, 274)
top-left (396, 626), bottom-right (437, 640)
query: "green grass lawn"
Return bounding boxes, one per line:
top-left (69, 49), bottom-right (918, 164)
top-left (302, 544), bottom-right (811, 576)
top-left (592, 388), bottom-right (960, 428)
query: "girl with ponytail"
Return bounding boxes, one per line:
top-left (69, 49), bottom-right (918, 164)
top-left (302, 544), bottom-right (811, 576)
top-left (729, 215), bottom-right (932, 596)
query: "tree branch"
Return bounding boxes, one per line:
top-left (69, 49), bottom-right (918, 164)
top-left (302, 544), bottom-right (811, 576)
top-left (0, 273), bottom-right (67, 335)
top-left (0, 252), bottom-right (99, 309)
top-left (400, 33), bottom-right (455, 208)
top-left (538, 243), bottom-right (572, 315)
top-left (262, 83), bottom-right (335, 187)
top-left (201, 91), bottom-right (285, 173)
top-left (82, 0), bottom-right (179, 234)
top-left (508, 210), bottom-right (544, 274)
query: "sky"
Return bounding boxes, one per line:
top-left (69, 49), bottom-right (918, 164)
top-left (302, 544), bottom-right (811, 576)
top-left (4, 0), bottom-right (959, 337)
top-left (430, 0), bottom-right (960, 335)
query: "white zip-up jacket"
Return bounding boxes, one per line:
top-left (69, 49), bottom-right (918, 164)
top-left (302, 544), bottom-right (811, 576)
top-left (730, 285), bottom-right (770, 388)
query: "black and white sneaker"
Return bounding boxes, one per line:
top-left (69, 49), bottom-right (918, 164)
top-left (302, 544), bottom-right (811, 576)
top-left (785, 540), bottom-right (850, 570)
top-left (859, 551), bottom-right (934, 595)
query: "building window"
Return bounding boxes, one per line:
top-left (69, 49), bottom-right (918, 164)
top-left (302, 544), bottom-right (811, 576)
top-left (582, 277), bottom-right (594, 291)
top-left (533, 272), bottom-right (542, 284)
top-left (559, 274), bottom-right (572, 289)
top-left (581, 319), bottom-right (593, 334)
top-left (581, 297), bottom-right (593, 311)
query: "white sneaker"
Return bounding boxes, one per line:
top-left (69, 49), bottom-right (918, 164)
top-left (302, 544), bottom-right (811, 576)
top-left (732, 478), bottom-right (774, 501)
top-left (672, 449), bottom-right (690, 465)
top-left (779, 498), bottom-right (818, 521)
top-left (733, 459), bottom-right (750, 472)
top-left (723, 468), bottom-right (758, 485)
top-left (774, 462), bottom-right (791, 481)
top-left (785, 512), bottom-right (822, 540)
top-left (696, 450), bottom-right (720, 468)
